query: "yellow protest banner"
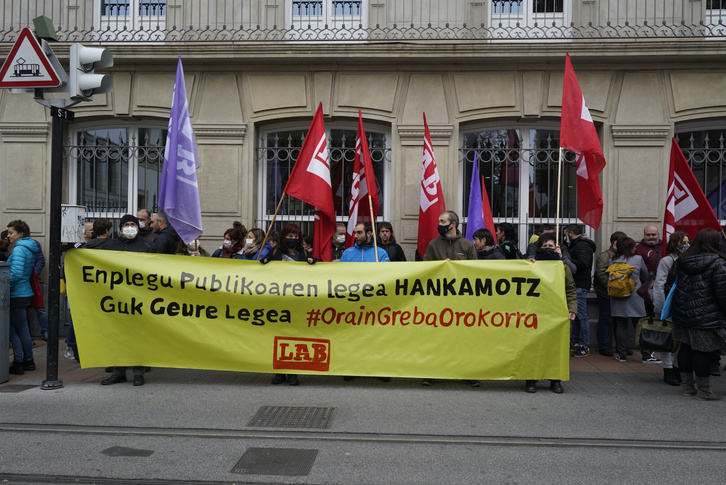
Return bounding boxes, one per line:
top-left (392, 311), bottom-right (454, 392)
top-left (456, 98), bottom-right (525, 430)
top-left (64, 249), bottom-right (570, 380)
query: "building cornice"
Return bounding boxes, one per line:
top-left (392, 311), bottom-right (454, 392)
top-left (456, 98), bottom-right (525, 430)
top-left (611, 125), bottom-right (672, 147)
top-left (0, 122), bottom-right (50, 143)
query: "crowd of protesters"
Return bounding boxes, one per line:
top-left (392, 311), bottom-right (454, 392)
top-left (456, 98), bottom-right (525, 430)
top-left (4, 211), bottom-right (726, 399)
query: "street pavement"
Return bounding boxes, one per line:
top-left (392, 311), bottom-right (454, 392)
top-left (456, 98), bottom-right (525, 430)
top-left (2, 339), bottom-right (726, 485)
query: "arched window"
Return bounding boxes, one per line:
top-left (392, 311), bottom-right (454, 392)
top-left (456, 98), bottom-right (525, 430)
top-left (675, 121), bottom-right (726, 223)
top-left (67, 124), bottom-right (167, 220)
top-left (459, 122), bottom-right (592, 251)
top-left (257, 120), bottom-right (391, 236)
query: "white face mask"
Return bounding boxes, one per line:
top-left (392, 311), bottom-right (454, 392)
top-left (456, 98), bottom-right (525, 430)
top-left (334, 234), bottom-right (345, 244)
top-left (122, 226), bottom-right (138, 239)
top-left (138, 221), bottom-right (146, 229)
top-left (245, 238), bottom-right (254, 246)
top-left (223, 240), bottom-right (233, 249)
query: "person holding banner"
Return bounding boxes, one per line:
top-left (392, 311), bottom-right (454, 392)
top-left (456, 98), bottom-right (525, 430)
top-left (262, 222), bottom-right (318, 386)
top-left (525, 232), bottom-right (577, 393)
top-left (424, 211), bottom-right (477, 262)
top-left (211, 223), bottom-right (246, 259)
top-left (102, 215), bottom-right (153, 386)
top-left (422, 211), bottom-right (478, 387)
top-left (665, 228), bottom-right (726, 401)
top-left (472, 228), bottom-right (505, 260)
top-left (240, 228), bottom-right (273, 261)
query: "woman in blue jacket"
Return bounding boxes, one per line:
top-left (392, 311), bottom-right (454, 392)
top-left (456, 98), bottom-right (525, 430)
top-left (6, 220), bottom-right (37, 375)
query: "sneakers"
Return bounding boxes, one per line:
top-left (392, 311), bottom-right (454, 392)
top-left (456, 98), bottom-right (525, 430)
top-left (63, 346), bottom-right (75, 360)
top-left (22, 360), bottom-right (35, 371)
top-left (598, 348), bottom-right (614, 357)
top-left (642, 352), bottom-right (662, 364)
top-left (572, 346), bottom-right (590, 358)
top-left (421, 379), bottom-right (434, 386)
top-left (464, 380), bottom-right (480, 387)
top-left (614, 354), bottom-right (627, 363)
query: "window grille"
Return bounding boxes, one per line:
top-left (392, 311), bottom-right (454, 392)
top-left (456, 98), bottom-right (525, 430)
top-left (676, 129), bottom-right (726, 223)
top-left (67, 126), bottom-right (167, 219)
top-left (257, 125), bottom-right (390, 236)
top-left (460, 126), bottom-right (582, 251)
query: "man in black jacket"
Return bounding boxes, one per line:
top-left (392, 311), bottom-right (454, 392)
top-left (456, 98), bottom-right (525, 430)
top-left (564, 224), bottom-right (597, 358)
top-left (150, 211), bottom-right (181, 254)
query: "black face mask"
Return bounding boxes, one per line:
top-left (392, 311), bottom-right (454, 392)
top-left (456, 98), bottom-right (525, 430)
top-left (536, 248), bottom-right (560, 261)
top-left (286, 238), bottom-right (299, 249)
top-left (437, 224), bottom-right (451, 236)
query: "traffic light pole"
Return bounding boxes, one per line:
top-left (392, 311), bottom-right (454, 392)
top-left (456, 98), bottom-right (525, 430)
top-left (40, 105), bottom-right (74, 390)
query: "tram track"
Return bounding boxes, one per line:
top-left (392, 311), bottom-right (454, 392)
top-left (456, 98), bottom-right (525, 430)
top-left (2, 421), bottom-right (726, 451)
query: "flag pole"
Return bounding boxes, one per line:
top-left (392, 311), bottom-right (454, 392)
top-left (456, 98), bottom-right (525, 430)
top-left (257, 193), bottom-right (287, 260)
top-left (367, 194), bottom-right (378, 262)
top-left (555, 146), bottom-right (563, 247)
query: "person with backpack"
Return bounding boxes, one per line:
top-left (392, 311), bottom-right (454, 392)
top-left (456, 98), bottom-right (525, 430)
top-left (608, 236), bottom-right (650, 363)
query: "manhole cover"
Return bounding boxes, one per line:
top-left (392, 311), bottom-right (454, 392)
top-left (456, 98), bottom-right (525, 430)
top-left (231, 447), bottom-right (318, 476)
top-left (247, 406), bottom-right (335, 429)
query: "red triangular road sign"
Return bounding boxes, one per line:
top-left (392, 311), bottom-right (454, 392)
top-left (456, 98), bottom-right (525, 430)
top-left (0, 27), bottom-right (61, 88)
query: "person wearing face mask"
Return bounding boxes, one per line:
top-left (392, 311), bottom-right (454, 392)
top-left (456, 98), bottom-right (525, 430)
top-left (211, 225), bottom-right (246, 259)
top-left (421, 211), bottom-right (477, 387)
top-left (331, 223), bottom-right (347, 262)
top-left (101, 214), bottom-right (152, 386)
top-left (593, 231), bottom-right (627, 357)
top-left (136, 208), bottom-right (156, 242)
top-left (240, 228), bottom-right (273, 261)
top-left (524, 232), bottom-right (577, 394)
top-left (423, 210), bottom-right (477, 262)
top-left (106, 214), bottom-right (153, 254)
top-left (652, 231), bottom-right (690, 386)
top-left (260, 222), bottom-right (317, 386)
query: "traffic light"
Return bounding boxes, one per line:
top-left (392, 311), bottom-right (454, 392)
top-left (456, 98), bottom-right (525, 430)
top-left (69, 44), bottom-right (113, 101)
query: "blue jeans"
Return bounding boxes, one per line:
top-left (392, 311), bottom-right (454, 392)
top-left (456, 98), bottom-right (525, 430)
top-left (596, 295), bottom-right (612, 351)
top-left (9, 304), bottom-right (34, 363)
top-left (570, 288), bottom-right (590, 348)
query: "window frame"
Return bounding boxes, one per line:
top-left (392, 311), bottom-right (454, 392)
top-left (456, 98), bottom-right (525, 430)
top-left (458, 121), bottom-right (594, 252)
top-left (256, 118), bottom-right (391, 233)
top-left (67, 121), bottom-right (168, 220)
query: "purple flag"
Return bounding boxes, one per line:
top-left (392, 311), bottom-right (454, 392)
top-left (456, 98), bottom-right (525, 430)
top-left (706, 179), bottom-right (726, 220)
top-left (465, 152), bottom-right (484, 241)
top-left (466, 152), bottom-right (484, 242)
top-left (159, 56), bottom-right (202, 244)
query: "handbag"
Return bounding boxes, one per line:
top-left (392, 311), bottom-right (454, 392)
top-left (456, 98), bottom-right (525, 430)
top-left (636, 315), bottom-right (676, 352)
top-left (30, 269), bottom-right (45, 309)
top-left (660, 277), bottom-right (677, 320)
top-left (636, 274), bottom-right (654, 305)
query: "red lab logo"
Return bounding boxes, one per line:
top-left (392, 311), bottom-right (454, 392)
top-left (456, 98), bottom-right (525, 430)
top-left (273, 336), bottom-right (331, 372)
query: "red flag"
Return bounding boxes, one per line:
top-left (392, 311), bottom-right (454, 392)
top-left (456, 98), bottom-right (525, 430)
top-left (284, 103), bottom-right (336, 219)
top-left (417, 113), bottom-right (446, 259)
top-left (346, 111), bottom-right (380, 243)
top-left (663, 138), bottom-right (722, 252)
top-left (283, 102), bottom-right (336, 261)
top-left (481, 176), bottom-right (497, 244)
top-left (314, 208), bottom-right (336, 262)
top-left (560, 54), bottom-right (606, 230)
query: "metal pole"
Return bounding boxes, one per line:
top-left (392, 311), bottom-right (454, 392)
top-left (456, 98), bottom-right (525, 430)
top-left (41, 106), bottom-right (72, 390)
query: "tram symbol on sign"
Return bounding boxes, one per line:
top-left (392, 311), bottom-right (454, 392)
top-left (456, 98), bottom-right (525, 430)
top-left (11, 58), bottom-right (41, 78)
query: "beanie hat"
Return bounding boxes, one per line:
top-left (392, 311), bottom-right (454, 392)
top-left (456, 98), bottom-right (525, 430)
top-left (119, 214), bottom-right (139, 228)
